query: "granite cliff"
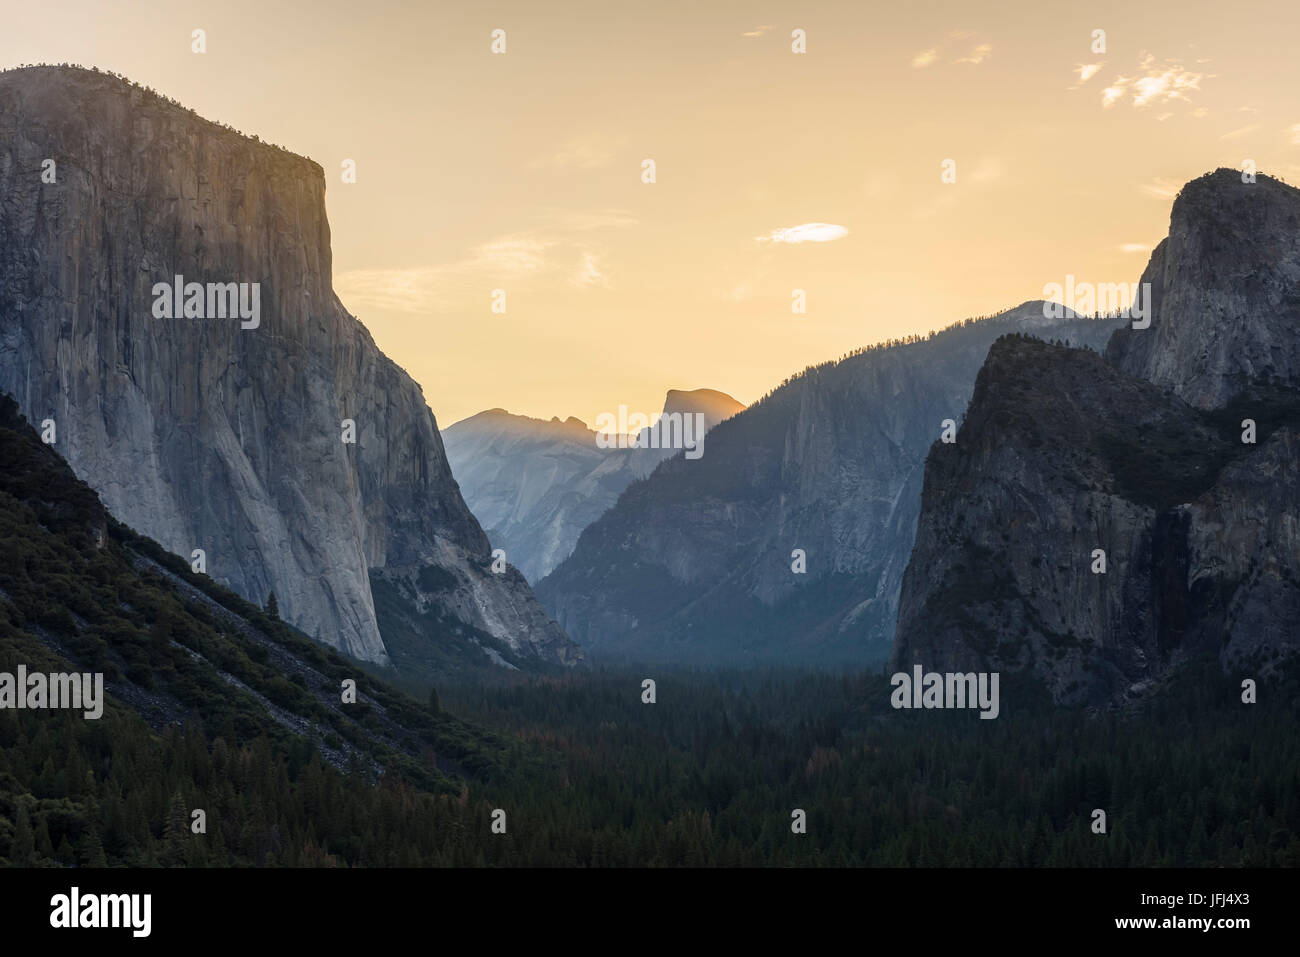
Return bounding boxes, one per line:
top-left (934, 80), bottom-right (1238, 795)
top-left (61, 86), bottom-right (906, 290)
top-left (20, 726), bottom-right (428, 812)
top-left (893, 170), bottom-right (1300, 704)
top-left (0, 66), bottom-right (577, 672)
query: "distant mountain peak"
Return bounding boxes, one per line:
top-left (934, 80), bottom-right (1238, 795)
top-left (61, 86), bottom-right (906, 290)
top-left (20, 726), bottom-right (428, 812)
top-left (659, 387), bottom-right (746, 424)
top-left (536, 303), bottom-right (1124, 665)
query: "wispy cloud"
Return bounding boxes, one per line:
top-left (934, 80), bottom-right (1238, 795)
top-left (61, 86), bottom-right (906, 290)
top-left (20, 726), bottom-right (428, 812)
top-left (1101, 53), bottom-right (1211, 111)
top-left (335, 212), bottom-right (634, 312)
top-left (1289, 123), bottom-right (1300, 145)
top-left (756, 223), bottom-right (849, 244)
top-left (1141, 177), bottom-right (1181, 199)
top-left (1219, 124), bottom-right (1260, 141)
top-left (956, 43), bottom-right (992, 65)
top-left (1101, 84), bottom-right (1126, 108)
top-left (1070, 63), bottom-right (1103, 88)
top-left (741, 24), bottom-right (773, 38)
top-left (570, 251), bottom-right (607, 288)
top-left (530, 133), bottom-right (625, 171)
top-left (1118, 242), bottom-right (1155, 254)
top-left (911, 47), bottom-right (939, 68)
top-left (720, 275), bottom-right (759, 302)
top-left (912, 33), bottom-right (992, 68)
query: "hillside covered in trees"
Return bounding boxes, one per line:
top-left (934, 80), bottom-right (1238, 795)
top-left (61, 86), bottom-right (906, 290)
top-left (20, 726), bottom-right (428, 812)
top-left (0, 394), bottom-right (1296, 866)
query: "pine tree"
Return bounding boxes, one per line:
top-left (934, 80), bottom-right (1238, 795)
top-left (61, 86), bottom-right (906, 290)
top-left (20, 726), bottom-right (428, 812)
top-left (265, 591), bottom-right (280, 619)
top-left (80, 825), bottom-right (109, 868)
top-left (35, 813), bottom-right (55, 860)
top-left (56, 835), bottom-right (76, 866)
top-left (11, 802), bottom-right (35, 866)
top-left (162, 791), bottom-right (189, 866)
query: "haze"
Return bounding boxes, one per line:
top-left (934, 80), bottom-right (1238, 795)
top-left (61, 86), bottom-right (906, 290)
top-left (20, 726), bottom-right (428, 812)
top-left (5, 0), bottom-right (1298, 425)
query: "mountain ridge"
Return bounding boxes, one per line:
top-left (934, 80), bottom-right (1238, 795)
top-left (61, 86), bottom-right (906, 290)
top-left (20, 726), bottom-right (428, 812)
top-left (441, 387), bottom-right (744, 582)
top-left (536, 301), bottom-right (1123, 665)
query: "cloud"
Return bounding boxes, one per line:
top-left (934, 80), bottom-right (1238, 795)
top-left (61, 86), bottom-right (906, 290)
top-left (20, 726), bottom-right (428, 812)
top-left (913, 33), bottom-right (992, 68)
top-left (333, 266), bottom-right (457, 313)
top-left (335, 212), bottom-right (634, 313)
top-left (1289, 124), bottom-right (1300, 145)
top-left (570, 251), bottom-right (607, 288)
top-left (530, 133), bottom-right (625, 171)
top-left (1141, 177), bottom-right (1181, 199)
top-left (334, 237), bottom-right (550, 313)
top-left (469, 236), bottom-right (553, 274)
top-left (1118, 243), bottom-right (1154, 254)
top-left (1099, 54), bottom-right (1211, 111)
top-left (1132, 58), bottom-right (1207, 106)
top-left (1074, 63), bottom-right (1103, 86)
top-left (741, 24), bottom-right (773, 38)
top-left (721, 277), bottom-right (758, 302)
top-left (756, 223), bottom-right (849, 244)
top-left (955, 43), bottom-right (992, 65)
top-left (1219, 124), bottom-right (1260, 141)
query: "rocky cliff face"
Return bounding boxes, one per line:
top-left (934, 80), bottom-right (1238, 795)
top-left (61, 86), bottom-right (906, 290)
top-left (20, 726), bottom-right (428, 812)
top-left (537, 303), bottom-right (1122, 665)
top-left (1108, 169), bottom-right (1300, 409)
top-left (894, 171), bottom-right (1300, 704)
top-left (442, 388), bottom-right (743, 582)
top-left (0, 65), bottom-right (576, 670)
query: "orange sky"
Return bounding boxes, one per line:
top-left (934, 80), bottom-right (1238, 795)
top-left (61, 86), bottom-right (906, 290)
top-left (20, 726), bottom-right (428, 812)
top-left (6, 0), bottom-right (1300, 426)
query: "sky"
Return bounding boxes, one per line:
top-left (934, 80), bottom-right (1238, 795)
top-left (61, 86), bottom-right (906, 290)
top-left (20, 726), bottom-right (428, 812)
top-left (4, 0), bottom-right (1300, 427)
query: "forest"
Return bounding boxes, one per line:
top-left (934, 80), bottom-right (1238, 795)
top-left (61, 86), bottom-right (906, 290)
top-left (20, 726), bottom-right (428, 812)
top-left (1, 394), bottom-right (1296, 867)
top-left (2, 658), bottom-right (1296, 867)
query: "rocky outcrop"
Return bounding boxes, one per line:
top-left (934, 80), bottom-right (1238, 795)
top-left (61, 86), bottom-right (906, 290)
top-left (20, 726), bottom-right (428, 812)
top-left (892, 336), bottom-right (1300, 704)
top-left (1108, 169), bottom-right (1300, 409)
top-left (537, 303), bottom-right (1121, 665)
top-left (894, 171), bottom-right (1300, 704)
top-left (442, 389), bottom-right (744, 582)
top-left (0, 65), bottom-right (576, 670)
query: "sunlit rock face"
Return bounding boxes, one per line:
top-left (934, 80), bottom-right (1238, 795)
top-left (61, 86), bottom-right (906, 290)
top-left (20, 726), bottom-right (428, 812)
top-left (0, 65), bottom-right (576, 670)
